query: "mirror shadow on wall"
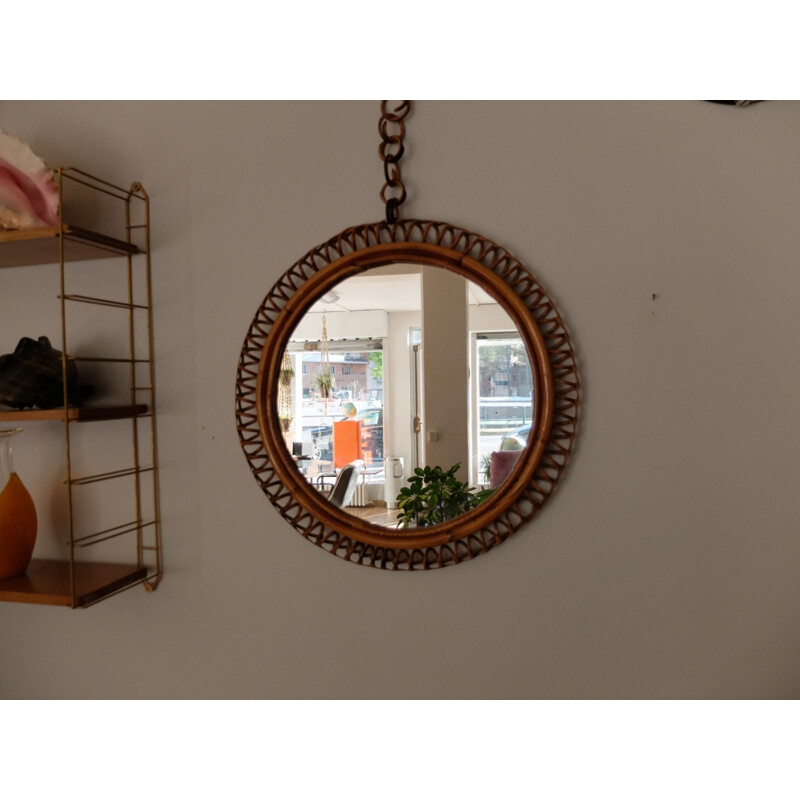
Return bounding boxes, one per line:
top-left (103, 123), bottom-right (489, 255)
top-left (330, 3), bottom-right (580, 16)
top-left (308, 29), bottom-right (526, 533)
top-left (278, 264), bottom-right (535, 529)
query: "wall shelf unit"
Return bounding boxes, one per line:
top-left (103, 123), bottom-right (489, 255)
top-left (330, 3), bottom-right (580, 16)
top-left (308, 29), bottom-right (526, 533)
top-left (0, 168), bottom-right (162, 608)
top-left (0, 560), bottom-right (149, 607)
top-left (0, 404), bottom-right (149, 423)
top-left (0, 224), bottom-right (140, 269)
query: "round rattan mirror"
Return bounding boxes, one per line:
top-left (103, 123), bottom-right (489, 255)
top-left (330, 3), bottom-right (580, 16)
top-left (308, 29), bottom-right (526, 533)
top-left (236, 219), bottom-right (579, 569)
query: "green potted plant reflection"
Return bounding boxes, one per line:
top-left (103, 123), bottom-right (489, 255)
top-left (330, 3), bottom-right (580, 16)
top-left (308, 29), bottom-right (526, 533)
top-left (395, 463), bottom-right (494, 528)
top-left (278, 360), bottom-right (295, 389)
top-left (313, 369), bottom-right (334, 399)
top-left (479, 454), bottom-right (492, 486)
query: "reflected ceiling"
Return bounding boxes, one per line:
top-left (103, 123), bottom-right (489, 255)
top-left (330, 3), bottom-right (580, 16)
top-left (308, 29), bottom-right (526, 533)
top-left (309, 265), bottom-right (496, 314)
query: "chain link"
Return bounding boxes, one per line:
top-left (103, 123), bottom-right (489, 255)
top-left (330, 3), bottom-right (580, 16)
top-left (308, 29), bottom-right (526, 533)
top-left (379, 101), bottom-right (411, 223)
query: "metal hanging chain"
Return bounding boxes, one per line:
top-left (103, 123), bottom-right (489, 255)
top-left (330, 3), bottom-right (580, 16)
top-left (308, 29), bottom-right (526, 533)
top-left (379, 101), bottom-right (412, 224)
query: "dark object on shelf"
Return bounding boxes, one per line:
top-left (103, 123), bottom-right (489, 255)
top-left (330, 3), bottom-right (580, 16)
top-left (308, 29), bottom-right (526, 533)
top-left (0, 336), bottom-right (93, 409)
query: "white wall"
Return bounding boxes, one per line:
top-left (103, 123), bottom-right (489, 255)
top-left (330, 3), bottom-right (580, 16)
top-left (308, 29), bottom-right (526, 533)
top-left (291, 309), bottom-right (387, 341)
top-left (2, 100), bottom-right (800, 699)
top-left (469, 303), bottom-right (517, 332)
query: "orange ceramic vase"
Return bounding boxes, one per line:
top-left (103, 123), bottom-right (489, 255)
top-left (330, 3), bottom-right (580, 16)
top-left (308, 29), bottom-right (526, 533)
top-left (0, 428), bottom-right (37, 580)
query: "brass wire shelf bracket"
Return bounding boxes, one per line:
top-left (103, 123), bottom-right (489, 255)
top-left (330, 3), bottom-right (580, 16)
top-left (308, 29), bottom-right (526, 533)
top-left (68, 465), bottom-right (155, 487)
top-left (60, 293), bottom-right (150, 311)
top-left (72, 356), bottom-right (152, 364)
top-left (0, 167), bottom-right (163, 607)
top-left (72, 519), bottom-right (156, 548)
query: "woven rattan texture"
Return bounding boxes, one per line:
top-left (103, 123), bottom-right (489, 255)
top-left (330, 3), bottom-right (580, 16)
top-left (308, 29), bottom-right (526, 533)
top-left (236, 220), bottom-right (579, 569)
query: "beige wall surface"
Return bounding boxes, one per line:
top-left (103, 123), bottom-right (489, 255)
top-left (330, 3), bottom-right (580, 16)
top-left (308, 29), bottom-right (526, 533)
top-left (1, 100), bottom-right (799, 699)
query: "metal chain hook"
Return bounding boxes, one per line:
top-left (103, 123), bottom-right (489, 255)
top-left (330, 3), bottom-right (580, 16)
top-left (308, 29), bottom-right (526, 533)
top-left (379, 101), bottom-right (412, 224)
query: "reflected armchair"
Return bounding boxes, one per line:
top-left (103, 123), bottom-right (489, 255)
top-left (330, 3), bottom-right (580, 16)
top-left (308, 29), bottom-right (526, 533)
top-left (490, 450), bottom-right (522, 489)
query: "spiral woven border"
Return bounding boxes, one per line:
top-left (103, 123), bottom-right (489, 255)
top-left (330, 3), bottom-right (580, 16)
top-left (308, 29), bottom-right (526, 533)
top-left (236, 219), bottom-right (580, 569)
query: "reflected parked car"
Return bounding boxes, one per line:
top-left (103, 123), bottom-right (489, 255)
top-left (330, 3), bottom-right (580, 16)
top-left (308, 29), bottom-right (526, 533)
top-left (499, 423), bottom-right (530, 451)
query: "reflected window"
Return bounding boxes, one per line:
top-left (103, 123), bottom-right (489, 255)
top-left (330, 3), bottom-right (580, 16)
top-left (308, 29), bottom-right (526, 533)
top-left (279, 264), bottom-right (536, 527)
top-left (290, 342), bottom-right (385, 470)
top-left (472, 333), bottom-right (533, 485)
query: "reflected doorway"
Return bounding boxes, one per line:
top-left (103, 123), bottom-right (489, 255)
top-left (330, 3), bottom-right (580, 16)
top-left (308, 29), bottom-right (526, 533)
top-left (410, 326), bottom-right (423, 471)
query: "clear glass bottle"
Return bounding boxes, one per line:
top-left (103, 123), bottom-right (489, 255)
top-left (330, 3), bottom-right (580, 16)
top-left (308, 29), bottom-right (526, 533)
top-left (0, 428), bottom-right (37, 580)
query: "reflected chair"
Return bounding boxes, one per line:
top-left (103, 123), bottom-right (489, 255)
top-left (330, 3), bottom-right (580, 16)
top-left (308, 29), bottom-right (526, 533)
top-left (327, 459), bottom-right (364, 508)
top-left (490, 450), bottom-right (522, 489)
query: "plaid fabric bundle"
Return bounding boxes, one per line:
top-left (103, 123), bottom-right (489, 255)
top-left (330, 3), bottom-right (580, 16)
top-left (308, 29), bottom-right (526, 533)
top-left (0, 336), bottom-right (92, 409)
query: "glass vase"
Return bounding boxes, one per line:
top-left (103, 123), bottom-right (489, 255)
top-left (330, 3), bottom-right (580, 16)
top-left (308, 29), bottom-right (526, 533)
top-left (0, 428), bottom-right (38, 580)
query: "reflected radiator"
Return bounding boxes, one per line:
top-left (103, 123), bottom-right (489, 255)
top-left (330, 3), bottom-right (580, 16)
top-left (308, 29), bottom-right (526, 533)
top-left (347, 482), bottom-right (370, 508)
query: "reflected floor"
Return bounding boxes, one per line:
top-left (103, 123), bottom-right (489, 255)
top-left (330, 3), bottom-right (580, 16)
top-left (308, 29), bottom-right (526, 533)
top-left (343, 503), bottom-right (401, 528)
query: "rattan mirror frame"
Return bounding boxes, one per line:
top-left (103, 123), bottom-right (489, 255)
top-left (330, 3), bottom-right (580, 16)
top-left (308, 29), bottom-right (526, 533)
top-left (236, 219), bottom-right (579, 569)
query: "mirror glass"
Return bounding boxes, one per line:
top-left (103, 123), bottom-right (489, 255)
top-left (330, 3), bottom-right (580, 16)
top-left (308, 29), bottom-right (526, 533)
top-left (278, 263), bottom-right (535, 529)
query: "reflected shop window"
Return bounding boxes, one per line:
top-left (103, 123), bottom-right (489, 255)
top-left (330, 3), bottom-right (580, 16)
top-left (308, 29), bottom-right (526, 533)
top-left (276, 264), bottom-right (535, 529)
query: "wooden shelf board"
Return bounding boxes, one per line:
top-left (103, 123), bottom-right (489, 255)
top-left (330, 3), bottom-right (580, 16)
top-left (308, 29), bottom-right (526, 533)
top-left (0, 559), bottom-right (148, 607)
top-left (0, 404), bottom-right (148, 422)
top-left (0, 225), bottom-right (140, 268)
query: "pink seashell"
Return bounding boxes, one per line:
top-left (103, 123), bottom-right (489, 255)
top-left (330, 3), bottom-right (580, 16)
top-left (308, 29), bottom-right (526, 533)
top-left (0, 131), bottom-right (59, 230)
